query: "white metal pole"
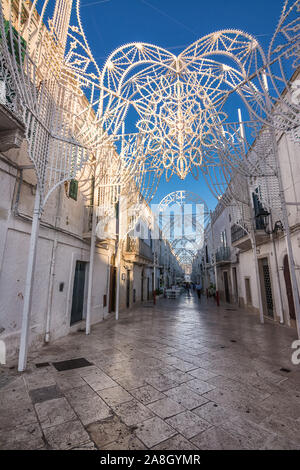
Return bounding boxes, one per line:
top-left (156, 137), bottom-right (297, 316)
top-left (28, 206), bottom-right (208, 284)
top-left (270, 221), bottom-right (284, 323)
top-left (251, 236), bottom-right (265, 324)
top-left (45, 185), bottom-right (62, 342)
top-left (18, 187), bottom-right (41, 372)
top-left (210, 211), bottom-right (218, 292)
top-left (45, 238), bottom-right (57, 342)
top-left (115, 239), bottom-right (121, 321)
top-left (248, 188), bottom-right (264, 324)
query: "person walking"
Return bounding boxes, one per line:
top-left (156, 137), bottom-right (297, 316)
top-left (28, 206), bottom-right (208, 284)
top-left (185, 282), bottom-right (191, 297)
top-left (196, 282), bottom-right (202, 301)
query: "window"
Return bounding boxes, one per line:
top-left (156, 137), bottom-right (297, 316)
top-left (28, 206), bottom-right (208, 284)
top-left (221, 230), bottom-right (227, 248)
top-left (245, 277), bottom-right (252, 306)
top-left (69, 179), bottom-right (78, 201)
top-left (205, 245), bottom-right (209, 264)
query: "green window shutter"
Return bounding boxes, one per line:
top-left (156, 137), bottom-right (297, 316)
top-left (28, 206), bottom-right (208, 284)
top-left (69, 179), bottom-right (78, 201)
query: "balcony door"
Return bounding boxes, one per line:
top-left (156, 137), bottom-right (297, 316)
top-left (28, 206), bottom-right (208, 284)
top-left (223, 271), bottom-right (230, 303)
top-left (232, 267), bottom-right (238, 304)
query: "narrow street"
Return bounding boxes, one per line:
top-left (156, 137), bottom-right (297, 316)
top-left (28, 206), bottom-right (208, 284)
top-left (1, 294), bottom-right (299, 450)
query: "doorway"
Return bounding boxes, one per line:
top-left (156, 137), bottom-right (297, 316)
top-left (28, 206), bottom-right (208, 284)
top-left (109, 266), bottom-right (116, 313)
top-left (232, 267), bottom-right (238, 304)
top-left (70, 261), bottom-right (87, 325)
top-left (223, 271), bottom-right (230, 303)
top-left (259, 257), bottom-right (274, 317)
top-left (141, 270), bottom-right (144, 301)
top-left (245, 277), bottom-right (252, 306)
top-left (151, 272), bottom-right (154, 297)
top-left (147, 277), bottom-right (150, 300)
top-left (126, 269), bottom-right (130, 308)
top-left (283, 254), bottom-right (296, 320)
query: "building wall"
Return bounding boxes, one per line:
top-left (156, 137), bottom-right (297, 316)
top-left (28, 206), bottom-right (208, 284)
top-left (0, 158), bottom-right (115, 360)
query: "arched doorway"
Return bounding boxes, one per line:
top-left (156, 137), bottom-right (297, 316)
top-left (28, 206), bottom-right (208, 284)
top-left (283, 255), bottom-right (296, 320)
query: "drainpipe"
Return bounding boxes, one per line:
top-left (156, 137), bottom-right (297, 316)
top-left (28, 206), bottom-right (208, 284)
top-left (86, 176), bottom-right (97, 335)
top-left (153, 244), bottom-right (156, 305)
top-left (115, 195), bottom-right (124, 321)
top-left (45, 185), bottom-right (62, 342)
top-left (270, 222), bottom-right (284, 324)
top-left (115, 242), bottom-right (121, 320)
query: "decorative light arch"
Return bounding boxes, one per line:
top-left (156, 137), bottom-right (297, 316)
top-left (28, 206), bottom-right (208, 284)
top-left (158, 190), bottom-right (210, 266)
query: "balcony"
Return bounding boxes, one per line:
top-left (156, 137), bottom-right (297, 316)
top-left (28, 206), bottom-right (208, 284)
top-left (0, 22), bottom-right (25, 151)
top-left (215, 246), bottom-right (231, 264)
top-left (231, 223), bottom-right (270, 251)
top-left (124, 236), bottom-right (154, 264)
top-left (0, 79), bottom-right (24, 151)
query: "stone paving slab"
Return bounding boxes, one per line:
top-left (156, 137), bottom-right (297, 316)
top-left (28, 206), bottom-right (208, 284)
top-left (86, 415), bottom-right (135, 448)
top-left (34, 397), bottom-right (77, 429)
top-left (166, 410), bottom-right (212, 439)
top-left (112, 399), bottom-right (155, 426)
top-left (151, 434), bottom-right (198, 450)
top-left (165, 383), bottom-right (210, 410)
top-left (147, 397), bottom-right (185, 419)
top-left (29, 385), bottom-right (63, 404)
top-left (42, 420), bottom-right (91, 450)
top-left (134, 416), bottom-right (177, 448)
top-left (0, 295), bottom-right (300, 450)
top-left (129, 384), bottom-right (166, 404)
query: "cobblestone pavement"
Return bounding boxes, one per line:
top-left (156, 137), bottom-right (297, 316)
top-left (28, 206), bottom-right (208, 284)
top-left (1, 294), bottom-right (300, 450)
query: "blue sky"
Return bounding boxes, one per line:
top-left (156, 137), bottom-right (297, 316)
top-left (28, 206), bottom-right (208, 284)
top-left (79, 0), bottom-right (284, 209)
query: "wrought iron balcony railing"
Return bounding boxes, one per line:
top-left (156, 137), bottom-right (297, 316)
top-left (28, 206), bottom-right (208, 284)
top-left (126, 236), bottom-right (153, 262)
top-left (231, 223), bottom-right (248, 243)
top-left (215, 246), bottom-right (231, 263)
top-left (0, 20), bottom-right (26, 118)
